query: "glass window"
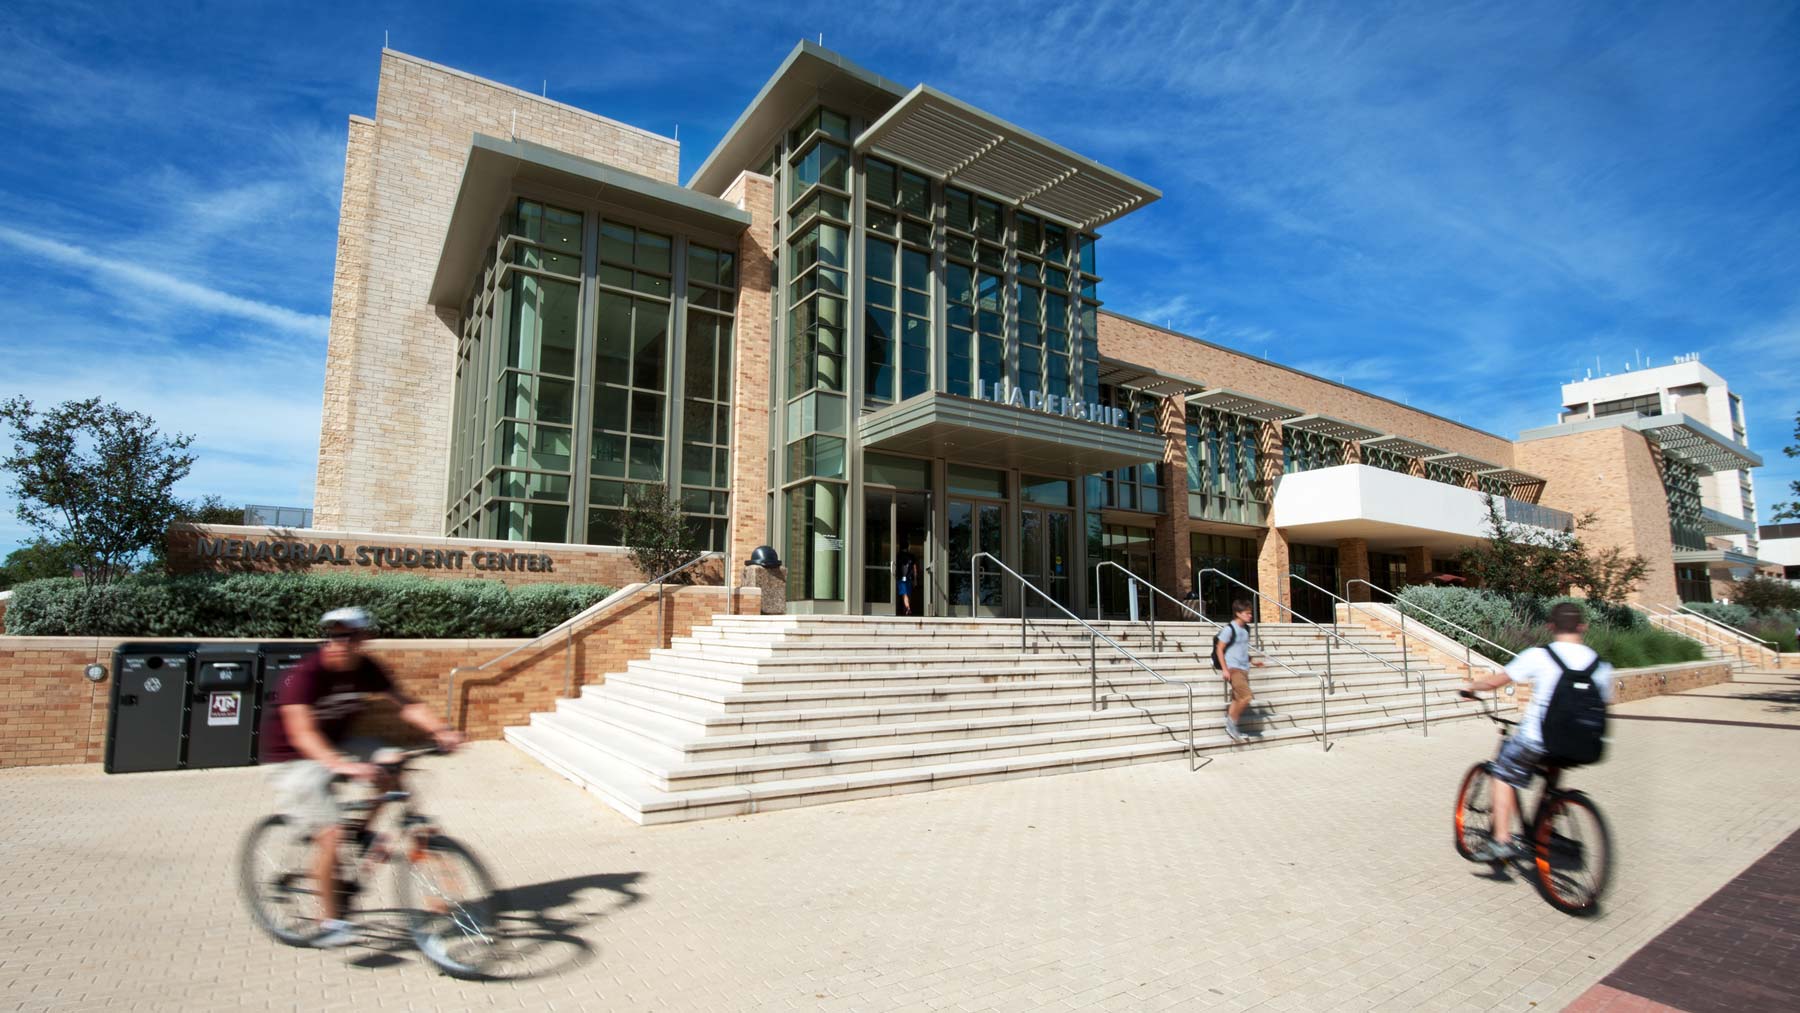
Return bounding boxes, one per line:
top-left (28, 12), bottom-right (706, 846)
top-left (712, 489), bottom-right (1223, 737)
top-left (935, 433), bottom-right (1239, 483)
top-left (948, 464), bottom-right (1005, 499)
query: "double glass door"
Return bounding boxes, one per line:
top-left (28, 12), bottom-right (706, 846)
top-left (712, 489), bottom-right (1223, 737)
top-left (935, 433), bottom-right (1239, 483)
top-left (863, 488), bottom-right (931, 616)
top-left (1019, 506), bottom-right (1073, 615)
top-left (947, 498), bottom-right (1005, 615)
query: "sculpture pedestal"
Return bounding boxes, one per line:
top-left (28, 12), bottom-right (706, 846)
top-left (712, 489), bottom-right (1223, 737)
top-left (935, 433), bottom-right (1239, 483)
top-left (742, 564), bottom-right (787, 615)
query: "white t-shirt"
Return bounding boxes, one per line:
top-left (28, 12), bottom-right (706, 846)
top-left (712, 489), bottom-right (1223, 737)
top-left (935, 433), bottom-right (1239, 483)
top-left (1214, 622), bottom-right (1252, 671)
top-left (1502, 641), bottom-right (1615, 747)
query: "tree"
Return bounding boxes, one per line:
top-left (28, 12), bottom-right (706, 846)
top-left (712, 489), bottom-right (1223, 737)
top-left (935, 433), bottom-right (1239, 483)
top-left (0, 397), bottom-right (196, 587)
top-left (1719, 574), bottom-right (1800, 612)
top-left (1774, 410), bottom-right (1800, 522)
top-left (0, 539), bottom-right (83, 590)
top-left (180, 493), bottom-right (244, 526)
top-left (1457, 496), bottom-right (1649, 604)
top-left (618, 484), bottom-right (701, 584)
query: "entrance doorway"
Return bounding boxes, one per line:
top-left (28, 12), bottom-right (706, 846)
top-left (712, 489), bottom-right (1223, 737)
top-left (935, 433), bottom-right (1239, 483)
top-left (863, 488), bottom-right (931, 616)
top-left (947, 498), bottom-right (1006, 616)
top-left (1020, 506), bottom-right (1073, 615)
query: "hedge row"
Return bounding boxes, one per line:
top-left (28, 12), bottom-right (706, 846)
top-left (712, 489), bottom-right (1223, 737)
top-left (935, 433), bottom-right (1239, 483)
top-left (1393, 586), bottom-right (1703, 669)
top-left (3, 573), bottom-right (616, 639)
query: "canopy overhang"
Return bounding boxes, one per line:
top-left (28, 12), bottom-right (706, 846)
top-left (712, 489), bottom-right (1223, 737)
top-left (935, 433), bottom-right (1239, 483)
top-left (1285, 414), bottom-right (1382, 442)
top-left (857, 393), bottom-right (1166, 476)
top-left (1518, 412), bottom-right (1762, 475)
top-left (1425, 452), bottom-right (1500, 474)
top-left (856, 86), bottom-right (1161, 231)
top-left (1360, 434), bottom-right (1447, 459)
top-left (1096, 360), bottom-right (1206, 399)
top-left (431, 134), bottom-right (752, 308)
top-left (1187, 388), bottom-right (1303, 423)
top-left (1700, 507), bottom-right (1756, 538)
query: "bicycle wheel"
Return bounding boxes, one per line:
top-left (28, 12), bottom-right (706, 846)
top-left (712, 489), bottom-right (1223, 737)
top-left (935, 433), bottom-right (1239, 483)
top-left (396, 832), bottom-right (501, 979)
top-left (1452, 762), bottom-right (1495, 861)
top-left (1531, 790), bottom-right (1611, 915)
top-left (239, 815), bottom-right (327, 946)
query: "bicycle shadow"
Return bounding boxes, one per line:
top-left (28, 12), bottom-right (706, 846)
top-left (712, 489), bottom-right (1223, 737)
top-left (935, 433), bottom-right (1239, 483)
top-left (347, 870), bottom-right (646, 980)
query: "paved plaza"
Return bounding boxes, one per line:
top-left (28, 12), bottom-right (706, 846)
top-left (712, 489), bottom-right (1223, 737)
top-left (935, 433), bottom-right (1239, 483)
top-left (2, 674), bottom-right (1797, 1012)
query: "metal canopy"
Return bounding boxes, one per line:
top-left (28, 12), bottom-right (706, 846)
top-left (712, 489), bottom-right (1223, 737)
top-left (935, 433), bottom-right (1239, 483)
top-left (1636, 415), bottom-right (1762, 475)
top-left (1284, 414), bottom-right (1381, 442)
top-left (1361, 435), bottom-right (1447, 459)
top-left (1096, 360), bottom-right (1206, 399)
top-left (1424, 452), bottom-right (1500, 474)
top-left (1187, 388), bottom-right (1303, 423)
top-left (1699, 507), bottom-right (1755, 537)
top-left (858, 393), bottom-right (1165, 476)
top-left (1476, 466), bottom-right (1545, 486)
top-left (856, 86), bottom-right (1161, 230)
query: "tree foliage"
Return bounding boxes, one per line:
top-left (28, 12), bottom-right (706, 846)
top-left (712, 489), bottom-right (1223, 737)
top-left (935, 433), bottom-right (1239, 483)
top-left (1456, 496), bottom-right (1649, 604)
top-left (1774, 409), bottom-right (1800, 522)
top-left (619, 484), bottom-right (701, 584)
top-left (0, 396), bottom-right (196, 587)
top-left (1719, 574), bottom-right (1800, 612)
top-left (0, 539), bottom-right (83, 590)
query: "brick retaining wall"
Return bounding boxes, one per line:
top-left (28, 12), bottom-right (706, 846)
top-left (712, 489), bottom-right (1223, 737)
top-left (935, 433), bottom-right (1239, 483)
top-left (0, 584), bottom-right (752, 769)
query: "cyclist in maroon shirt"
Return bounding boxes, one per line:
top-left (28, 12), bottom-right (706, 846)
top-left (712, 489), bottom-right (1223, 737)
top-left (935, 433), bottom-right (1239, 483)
top-left (261, 607), bottom-right (461, 947)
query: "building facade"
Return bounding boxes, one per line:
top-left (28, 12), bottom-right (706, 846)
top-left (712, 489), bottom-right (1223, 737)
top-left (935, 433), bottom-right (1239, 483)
top-left (310, 45), bottom-right (1763, 616)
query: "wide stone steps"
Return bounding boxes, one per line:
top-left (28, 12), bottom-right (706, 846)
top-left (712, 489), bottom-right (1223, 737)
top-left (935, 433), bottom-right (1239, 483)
top-left (505, 615), bottom-right (1478, 824)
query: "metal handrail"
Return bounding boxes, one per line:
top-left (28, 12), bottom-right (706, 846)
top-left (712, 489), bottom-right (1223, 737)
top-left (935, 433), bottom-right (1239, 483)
top-left (443, 550), bottom-right (725, 725)
top-left (1674, 605), bottom-right (1779, 653)
top-left (1342, 579), bottom-right (1517, 663)
top-left (970, 552), bottom-right (1202, 770)
top-left (1202, 567), bottom-right (1432, 738)
top-left (1099, 561), bottom-right (1328, 751)
top-left (1639, 604), bottom-right (1761, 669)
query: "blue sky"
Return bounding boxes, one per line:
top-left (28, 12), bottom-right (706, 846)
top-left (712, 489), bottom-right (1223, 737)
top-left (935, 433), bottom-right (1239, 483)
top-left (2, 0), bottom-right (1797, 556)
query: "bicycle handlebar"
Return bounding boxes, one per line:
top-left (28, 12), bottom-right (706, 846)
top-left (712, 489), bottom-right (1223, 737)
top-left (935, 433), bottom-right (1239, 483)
top-left (1458, 689), bottom-right (1517, 727)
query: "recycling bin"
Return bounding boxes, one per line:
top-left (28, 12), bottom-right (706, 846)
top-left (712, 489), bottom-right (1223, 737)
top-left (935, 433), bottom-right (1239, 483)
top-left (256, 643), bottom-right (318, 761)
top-left (185, 645), bottom-right (261, 769)
top-left (106, 644), bottom-right (197, 773)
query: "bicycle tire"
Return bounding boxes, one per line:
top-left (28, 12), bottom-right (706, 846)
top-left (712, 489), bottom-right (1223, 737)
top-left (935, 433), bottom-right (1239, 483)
top-left (1452, 762), bottom-right (1495, 862)
top-left (396, 833), bottom-right (502, 979)
top-left (1531, 790), bottom-right (1611, 916)
top-left (239, 815), bottom-right (327, 947)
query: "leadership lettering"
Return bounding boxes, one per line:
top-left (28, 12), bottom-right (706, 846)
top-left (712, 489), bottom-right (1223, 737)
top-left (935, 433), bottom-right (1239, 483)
top-left (194, 537), bottom-right (555, 573)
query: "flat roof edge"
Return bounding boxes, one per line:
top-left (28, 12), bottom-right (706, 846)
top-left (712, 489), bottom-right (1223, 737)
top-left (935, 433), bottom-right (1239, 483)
top-left (382, 49), bottom-right (677, 146)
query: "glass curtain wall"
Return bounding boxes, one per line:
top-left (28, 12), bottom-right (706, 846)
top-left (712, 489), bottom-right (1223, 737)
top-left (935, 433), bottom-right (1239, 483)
top-left (1663, 457), bottom-right (1707, 551)
top-left (1190, 532), bottom-right (1257, 620)
top-left (444, 197), bottom-right (736, 547)
top-left (1186, 405), bottom-right (1265, 524)
top-left (1282, 428), bottom-right (1346, 474)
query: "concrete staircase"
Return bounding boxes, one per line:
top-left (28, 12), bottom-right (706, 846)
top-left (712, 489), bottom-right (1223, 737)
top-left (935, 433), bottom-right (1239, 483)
top-left (506, 615), bottom-right (1484, 824)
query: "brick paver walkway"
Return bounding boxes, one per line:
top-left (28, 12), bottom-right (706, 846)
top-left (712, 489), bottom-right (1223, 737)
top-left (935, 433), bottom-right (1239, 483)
top-left (1, 674), bottom-right (1796, 1011)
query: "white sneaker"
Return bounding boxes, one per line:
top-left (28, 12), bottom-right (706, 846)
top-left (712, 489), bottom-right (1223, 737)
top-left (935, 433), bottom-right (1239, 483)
top-left (1224, 719), bottom-right (1246, 742)
top-left (312, 919), bottom-right (360, 949)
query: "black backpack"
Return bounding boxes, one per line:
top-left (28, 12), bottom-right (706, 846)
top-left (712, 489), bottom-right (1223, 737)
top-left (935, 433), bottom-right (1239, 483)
top-left (1539, 647), bottom-right (1607, 766)
top-left (1212, 624), bottom-right (1239, 671)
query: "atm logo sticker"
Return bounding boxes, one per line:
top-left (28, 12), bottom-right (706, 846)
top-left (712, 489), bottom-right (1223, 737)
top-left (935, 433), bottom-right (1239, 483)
top-left (208, 691), bottom-right (242, 726)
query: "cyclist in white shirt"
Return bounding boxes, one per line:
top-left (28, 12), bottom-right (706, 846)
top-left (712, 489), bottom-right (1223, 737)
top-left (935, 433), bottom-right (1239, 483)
top-left (1461, 602), bottom-right (1614, 861)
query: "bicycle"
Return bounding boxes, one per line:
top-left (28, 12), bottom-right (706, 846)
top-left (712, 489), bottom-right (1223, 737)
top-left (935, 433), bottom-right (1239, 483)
top-left (239, 745), bottom-right (502, 978)
top-left (1452, 690), bottom-right (1612, 915)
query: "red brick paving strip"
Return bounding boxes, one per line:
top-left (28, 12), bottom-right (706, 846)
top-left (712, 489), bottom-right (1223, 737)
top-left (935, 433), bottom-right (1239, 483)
top-left (1567, 826), bottom-right (1800, 1012)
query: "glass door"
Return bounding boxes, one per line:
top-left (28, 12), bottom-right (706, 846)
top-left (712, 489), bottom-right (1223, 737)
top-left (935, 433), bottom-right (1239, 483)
top-left (862, 488), bottom-right (894, 614)
top-left (864, 487), bottom-right (933, 616)
top-left (1020, 506), bottom-right (1073, 616)
top-left (947, 498), bottom-right (1005, 616)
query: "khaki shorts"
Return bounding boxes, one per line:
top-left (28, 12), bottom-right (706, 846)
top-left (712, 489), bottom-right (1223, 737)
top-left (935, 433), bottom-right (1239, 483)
top-left (265, 760), bottom-right (340, 838)
top-left (1225, 669), bottom-right (1253, 705)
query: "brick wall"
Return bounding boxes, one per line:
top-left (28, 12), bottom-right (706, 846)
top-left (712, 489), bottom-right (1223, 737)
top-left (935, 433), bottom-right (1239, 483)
top-left (0, 585), bottom-right (753, 769)
top-left (314, 49), bottom-right (681, 535)
top-left (1099, 313), bottom-right (1518, 467)
top-left (164, 522), bottom-right (736, 589)
top-left (1514, 426), bottom-right (1679, 603)
top-left (723, 171), bottom-right (777, 570)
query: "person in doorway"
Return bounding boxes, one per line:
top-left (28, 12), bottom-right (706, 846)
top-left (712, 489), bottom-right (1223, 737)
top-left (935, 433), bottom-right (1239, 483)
top-left (896, 549), bottom-right (920, 617)
top-left (1214, 599), bottom-right (1264, 741)
top-left (260, 607), bottom-right (462, 947)
top-left (1460, 602), bottom-right (1614, 862)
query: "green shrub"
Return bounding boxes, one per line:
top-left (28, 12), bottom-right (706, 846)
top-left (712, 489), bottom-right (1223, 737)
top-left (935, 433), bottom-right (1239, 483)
top-left (1742, 618), bottom-right (1799, 653)
top-left (1395, 586), bottom-right (1700, 668)
top-left (3, 573), bottom-right (614, 639)
top-left (1395, 586), bottom-right (1515, 646)
top-left (1583, 624), bottom-right (1704, 668)
top-left (1682, 600), bottom-right (1754, 628)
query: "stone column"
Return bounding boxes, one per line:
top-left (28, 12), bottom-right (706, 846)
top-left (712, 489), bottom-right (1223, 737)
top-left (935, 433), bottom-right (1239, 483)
top-left (1338, 537), bottom-right (1371, 601)
top-left (1402, 546), bottom-right (1432, 586)
top-left (1255, 528), bottom-right (1291, 623)
top-left (723, 172), bottom-right (776, 590)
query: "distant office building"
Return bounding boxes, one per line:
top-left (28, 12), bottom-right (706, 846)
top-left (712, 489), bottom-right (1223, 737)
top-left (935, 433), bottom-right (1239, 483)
top-left (1762, 523), bottom-right (1800, 584)
top-left (269, 44), bottom-right (1767, 613)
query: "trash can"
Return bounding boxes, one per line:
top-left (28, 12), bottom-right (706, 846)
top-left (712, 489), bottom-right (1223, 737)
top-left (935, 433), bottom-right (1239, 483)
top-left (255, 643), bottom-right (318, 762)
top-left (185, 645), bottom-right (261, 769)
top-left (106, 644), bottom-right (197, 774)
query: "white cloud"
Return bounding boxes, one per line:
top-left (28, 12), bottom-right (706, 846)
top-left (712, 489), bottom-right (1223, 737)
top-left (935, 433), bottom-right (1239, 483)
top-left (0, 225), bottom-right (327, 338)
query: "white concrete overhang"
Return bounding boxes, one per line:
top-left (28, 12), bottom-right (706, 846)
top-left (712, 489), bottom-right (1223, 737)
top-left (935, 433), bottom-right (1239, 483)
top-left (1187, 388), bottom-right (1304, 423)
top-left (430, 134), bottom-right (752, 308)
top-left (1518, 412), bottom-right (1762, 475)
top-left (1673, 547), bottom-right (1761, 567)
top-left (1096, 359), bottom-right (1206, 399)
top-left (1359, 434), bottom-right (1447, 459)
top-left (855, 86), bottom-right (1161, 230)
top-left (857, 392), bottom-right (1165, 476)
top-left (1699, 507), bottom-right (1756, 538)
top-left (1285, 414), bottom-right (1382, 442)
top-left (1271, 464), bottom-right (1495, 553)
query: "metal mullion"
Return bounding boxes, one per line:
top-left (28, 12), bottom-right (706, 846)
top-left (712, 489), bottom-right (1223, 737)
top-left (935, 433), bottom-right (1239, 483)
top-left (668, 233), bottom-right (689, 512)
top-left (568, 207), bottom-right (599, 542)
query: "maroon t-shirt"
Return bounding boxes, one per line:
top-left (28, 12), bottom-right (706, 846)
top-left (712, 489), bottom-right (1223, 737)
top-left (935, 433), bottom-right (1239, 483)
top-left (259, 652), bottom-right (409, 763)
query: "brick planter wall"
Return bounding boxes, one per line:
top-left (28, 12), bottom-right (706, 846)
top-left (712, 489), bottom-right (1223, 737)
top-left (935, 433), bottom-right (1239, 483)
top-left (0, 584), bottom-right (753, 769)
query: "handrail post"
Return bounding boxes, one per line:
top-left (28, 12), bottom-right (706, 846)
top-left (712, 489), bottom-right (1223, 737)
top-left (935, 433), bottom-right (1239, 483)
top-left (1320, 672), bottom-right (1329, 752)
top-left (1094, 562), bottom-right (1104, 622)
top-left (1399, 606), bottom-right (1411, 688)
top-left (564, 622), bottom-right (575, 699)
top-left (1187, 684), bottom-right (1196, 770)
top-left (1090, 633), bottom-right (1098, 711)
top-left (972, 556), bottom-right (980, 619)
